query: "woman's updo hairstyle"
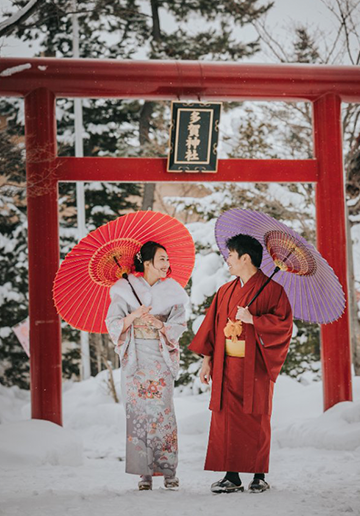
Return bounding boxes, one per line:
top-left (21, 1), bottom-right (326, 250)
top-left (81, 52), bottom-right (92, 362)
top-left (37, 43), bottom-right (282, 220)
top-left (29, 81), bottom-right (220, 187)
top-left (134, 241), bottom-right (167, 273)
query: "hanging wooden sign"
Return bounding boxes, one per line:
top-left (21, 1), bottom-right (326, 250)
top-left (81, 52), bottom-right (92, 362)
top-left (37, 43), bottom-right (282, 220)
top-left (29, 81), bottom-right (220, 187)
top-left (167, 102), bottom-right (221, 173)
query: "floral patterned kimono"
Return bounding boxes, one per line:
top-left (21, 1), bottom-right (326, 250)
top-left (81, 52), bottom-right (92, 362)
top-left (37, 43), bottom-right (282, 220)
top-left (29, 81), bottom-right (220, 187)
top-left (106, 274), bottom-right (188, 478)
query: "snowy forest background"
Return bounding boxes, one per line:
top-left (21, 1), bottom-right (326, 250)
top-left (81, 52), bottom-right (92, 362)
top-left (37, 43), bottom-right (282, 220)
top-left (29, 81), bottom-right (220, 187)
top-left (0, 0), bottom-right (360, 394)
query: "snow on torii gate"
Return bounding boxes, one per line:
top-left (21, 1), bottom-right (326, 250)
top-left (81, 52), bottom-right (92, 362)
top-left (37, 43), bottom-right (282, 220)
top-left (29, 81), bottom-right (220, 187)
top-left (1, 58), bottom-right (359, 426)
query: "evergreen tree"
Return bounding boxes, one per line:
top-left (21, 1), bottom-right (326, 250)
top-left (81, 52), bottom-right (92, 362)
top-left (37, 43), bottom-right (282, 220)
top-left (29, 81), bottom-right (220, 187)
top-left (170, 172), bottom-right (320, 386)
top-left (292, 27), bottom-right (321, 64)
top-left (0, 129), bottom-right (29, 388)
top-left (247, 16), bottom-right (360, 375)
top-left (3, 0), bottom-right (273, 207)
top-left (1, 0), bottom-right (274, 386)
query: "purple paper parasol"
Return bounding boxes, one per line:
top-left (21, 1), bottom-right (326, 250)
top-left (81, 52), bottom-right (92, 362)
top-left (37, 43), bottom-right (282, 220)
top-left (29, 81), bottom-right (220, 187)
top-left (215, 209), bottom-right (345, 324)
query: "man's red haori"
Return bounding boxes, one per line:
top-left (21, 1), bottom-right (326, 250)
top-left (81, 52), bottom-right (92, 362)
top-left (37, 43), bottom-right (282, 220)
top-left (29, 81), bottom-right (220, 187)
top-left (189, 270), bottom-right (293, 472)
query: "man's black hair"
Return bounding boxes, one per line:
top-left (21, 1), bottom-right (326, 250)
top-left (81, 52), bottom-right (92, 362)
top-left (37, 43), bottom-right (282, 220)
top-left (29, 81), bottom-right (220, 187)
top-left (226, 233), bottom-right (263, 268)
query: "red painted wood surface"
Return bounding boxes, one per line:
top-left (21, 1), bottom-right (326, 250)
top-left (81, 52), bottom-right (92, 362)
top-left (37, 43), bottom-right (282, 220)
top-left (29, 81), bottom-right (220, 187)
top-left (313, 94), bottom-right (352, 411)
top-left (25, 89), bottom-right (62, 426)
top-left (55, 157), bottom-right (318, 183)
top-left (0, 57), bottom-right (354, 423)
top-left (0, 58), bottom-right (360, 102)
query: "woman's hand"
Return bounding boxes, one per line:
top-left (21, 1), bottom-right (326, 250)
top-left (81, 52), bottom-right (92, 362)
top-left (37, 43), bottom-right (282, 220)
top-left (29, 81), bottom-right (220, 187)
top-left (141, 312), bottom-right (164, 330)
top-left (199, 356), bottom-right (212, 385)
top-left (122, 305), bottom-right (151, 332)
top-left (131, 305), bottom-right (152, 319)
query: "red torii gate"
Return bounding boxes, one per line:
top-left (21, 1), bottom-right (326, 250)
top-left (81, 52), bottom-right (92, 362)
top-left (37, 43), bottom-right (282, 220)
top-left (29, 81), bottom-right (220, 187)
top-left (1, 58), bottom-right (359, 426)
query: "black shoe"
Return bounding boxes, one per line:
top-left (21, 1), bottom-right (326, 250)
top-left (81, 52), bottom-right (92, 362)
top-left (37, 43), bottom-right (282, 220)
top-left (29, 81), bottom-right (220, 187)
top-left (211, 478), bottom-right (244, 494)
top-left (248, 478), bottom-right (270, 493)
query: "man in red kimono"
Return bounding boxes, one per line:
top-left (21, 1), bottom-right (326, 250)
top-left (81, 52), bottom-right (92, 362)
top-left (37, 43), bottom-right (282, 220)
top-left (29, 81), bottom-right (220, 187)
top-left (189, 234), bottom-right (293, 494)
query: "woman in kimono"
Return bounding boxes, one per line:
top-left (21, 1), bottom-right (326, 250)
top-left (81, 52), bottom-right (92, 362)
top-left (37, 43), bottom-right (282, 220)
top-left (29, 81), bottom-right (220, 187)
top-left (105, 241), bottom-right (188, 491)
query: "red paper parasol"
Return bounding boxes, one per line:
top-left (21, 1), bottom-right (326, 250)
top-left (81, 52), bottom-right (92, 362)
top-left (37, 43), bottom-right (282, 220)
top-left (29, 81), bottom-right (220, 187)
top-left (53, 211), bottom-right (195, 333)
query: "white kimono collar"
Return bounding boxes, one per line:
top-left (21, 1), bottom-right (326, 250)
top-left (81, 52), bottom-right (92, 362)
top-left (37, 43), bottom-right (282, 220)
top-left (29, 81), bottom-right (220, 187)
top-left (109, 274), bottom-right (189, 314)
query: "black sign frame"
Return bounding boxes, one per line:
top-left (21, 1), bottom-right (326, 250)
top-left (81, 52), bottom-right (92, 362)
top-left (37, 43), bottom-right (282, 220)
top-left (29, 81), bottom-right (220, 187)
top-left (167, 102), bottom-right (221, 173)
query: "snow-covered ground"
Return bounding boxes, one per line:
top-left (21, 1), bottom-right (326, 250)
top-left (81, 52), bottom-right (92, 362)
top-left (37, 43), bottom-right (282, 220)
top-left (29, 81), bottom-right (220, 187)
top-left (1, 372), bottom-right (360, 516)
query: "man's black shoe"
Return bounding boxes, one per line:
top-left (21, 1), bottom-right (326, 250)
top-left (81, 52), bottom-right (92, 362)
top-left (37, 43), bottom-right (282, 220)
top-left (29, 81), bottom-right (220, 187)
top-left (211, 478), bottom-right (244, 493)
top-left (248, 478), bottom-right (270, 493)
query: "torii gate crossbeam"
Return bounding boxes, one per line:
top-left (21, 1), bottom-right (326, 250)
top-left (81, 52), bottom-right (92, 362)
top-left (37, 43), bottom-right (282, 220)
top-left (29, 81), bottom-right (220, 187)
top-left (1, 58), bottom-right (359, 425)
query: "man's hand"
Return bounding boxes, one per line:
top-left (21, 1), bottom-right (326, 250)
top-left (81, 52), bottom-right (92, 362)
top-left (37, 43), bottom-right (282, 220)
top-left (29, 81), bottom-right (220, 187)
top-left (199, 356), bottom-right (212, 385)
top-left (236, 306), bottom-right (254, 324)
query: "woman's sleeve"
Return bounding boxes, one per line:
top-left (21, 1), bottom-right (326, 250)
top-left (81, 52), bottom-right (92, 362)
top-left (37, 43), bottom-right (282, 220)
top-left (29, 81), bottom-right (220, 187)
top-left (159, 303), bottom-right (187, 352)
top-left (105, 294), bottom-right (130, 355)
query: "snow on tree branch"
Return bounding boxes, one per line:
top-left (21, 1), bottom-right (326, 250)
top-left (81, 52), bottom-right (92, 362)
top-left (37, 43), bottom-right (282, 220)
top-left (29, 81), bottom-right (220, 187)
top-left (0, 0), bottom-right (43, 38)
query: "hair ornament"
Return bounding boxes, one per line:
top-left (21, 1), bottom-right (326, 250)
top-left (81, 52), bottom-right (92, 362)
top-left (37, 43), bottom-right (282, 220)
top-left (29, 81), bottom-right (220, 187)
top-left (136, 251), bottom-right (142, 263)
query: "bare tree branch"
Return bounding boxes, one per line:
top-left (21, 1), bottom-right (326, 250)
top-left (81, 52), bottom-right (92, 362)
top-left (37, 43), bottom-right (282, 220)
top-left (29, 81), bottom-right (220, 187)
top-left (322, 23), bottom-right (344, 63)
top-left (337, 0), bottom-right (356, 64)
top-left (321, 0), bottom-right (360, 64)
top-left (0, 0), bottom-right (44, 38)
top-left (252, 19), bottom-right (290, 62)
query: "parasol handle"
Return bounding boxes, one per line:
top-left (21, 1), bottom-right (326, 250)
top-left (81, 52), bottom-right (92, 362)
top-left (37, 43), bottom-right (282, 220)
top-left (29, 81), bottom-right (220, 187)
top-left (247, 248), bottom-right (294, 308)
top-left (246, 266), bottom-right (280, 308)
top-left (122, 273), bottom-right (143, 306)
top-left (113, 257), bottom-right (143, 306)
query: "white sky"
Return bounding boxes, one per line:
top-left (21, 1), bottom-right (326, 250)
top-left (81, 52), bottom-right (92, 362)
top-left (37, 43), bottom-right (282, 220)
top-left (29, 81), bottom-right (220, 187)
top-left (0, 0), bottom-right (352, 62)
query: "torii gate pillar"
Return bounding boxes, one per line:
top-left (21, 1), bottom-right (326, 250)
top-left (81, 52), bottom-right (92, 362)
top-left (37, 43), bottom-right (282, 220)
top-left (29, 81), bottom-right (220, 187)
top-left (313, 94), bottom-right (352, 410)
top-left (1, 58), bottom-right (358, 425)
top-left (25, 89), bottom-right (62, 425)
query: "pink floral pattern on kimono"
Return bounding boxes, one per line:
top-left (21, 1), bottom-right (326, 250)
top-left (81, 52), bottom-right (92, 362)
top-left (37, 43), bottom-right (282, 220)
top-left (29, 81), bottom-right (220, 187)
top-left (105, 289), bottom-right (187, 477)
top-left (106, 296), bottom-right (186, 378)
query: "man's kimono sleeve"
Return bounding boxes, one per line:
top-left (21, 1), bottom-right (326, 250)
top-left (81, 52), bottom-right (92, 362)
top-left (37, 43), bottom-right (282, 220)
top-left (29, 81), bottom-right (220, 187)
top-left (105, 294), bottom-right (130, 355)
top-left (189, 292), bottom-right (218, 357)
top-left (252, 286), bottom-right (293, 381)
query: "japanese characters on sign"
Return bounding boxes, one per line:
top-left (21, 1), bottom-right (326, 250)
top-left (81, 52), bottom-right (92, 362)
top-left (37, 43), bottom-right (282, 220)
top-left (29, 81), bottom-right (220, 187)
top-left (167, 102), bottom-right (221, 172)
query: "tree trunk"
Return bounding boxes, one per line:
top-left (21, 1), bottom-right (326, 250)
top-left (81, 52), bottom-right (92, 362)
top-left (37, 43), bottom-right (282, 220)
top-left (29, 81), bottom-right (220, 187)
top-left (102, 334), bottom-right (119, 370)
top-left (150, 0), bottom-right (161, 41)
top-left (101, 354), bottom-right (119, 403)
top-left (140, 1), bottom-right (161, 211)
top-left (140, 101), bottom-right (156, 210)
top-left (141, 183), bottom-right (156, 211)
top-left (90, 333), bottom-right (103, 374)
